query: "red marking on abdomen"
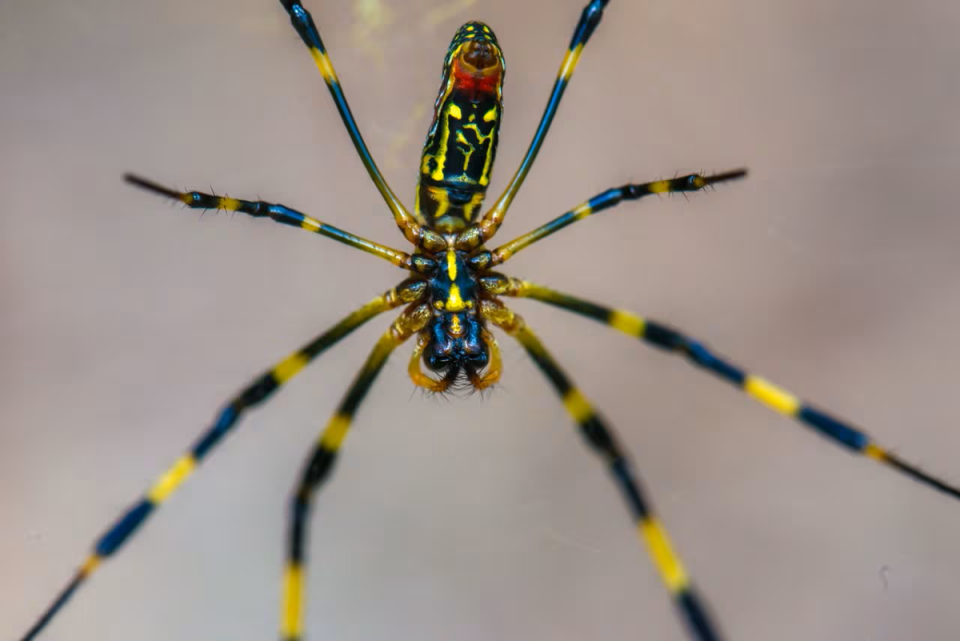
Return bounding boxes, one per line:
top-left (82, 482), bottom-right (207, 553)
top-left (451, 59), bottom-right (502, 100)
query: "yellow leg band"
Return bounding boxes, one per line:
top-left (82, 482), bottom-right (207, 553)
top-left (273, 352), bottom-right (310, 384)
top-left (147, 455), bottom-right (196, 504)
top-left (571, 202), bottom-right (593, 220)
top-left (319, 414), bottom-right (351, 452)
top-left (310, 48), bottom-right (339, 84)
top-left (609, 309), bottom-right (645, 338)
top-left (562, 388), bottom-right (593, 423)
top-left (280, 564), bottom-right (304, 639)
top-left (559, 44), bottom-right (584, 80)
top-left (864, 442), bottom-right (887, 461)
top-left (744, 375), bottom-right (801, 416)
top-left (217, 197), bottom-right (241, 211)
top-left (639, 518), bottom-right (690, 594)
top-left (300, 217), bottom-right (322, 232)
top-left (80, 554), bottom-right (102, 577)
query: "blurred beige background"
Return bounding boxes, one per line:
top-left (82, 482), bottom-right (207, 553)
top-left (3, 0), bottom-right (960, 639)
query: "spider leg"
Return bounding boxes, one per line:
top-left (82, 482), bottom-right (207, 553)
top-left (277, 1), bottom-right (423, 246)
top-left (19, 279), bottom-right (427, 641)
top-left (480, 299), bottom-right (724, 641)
top-left (475, 0), bottom-right (611, 243)
top-left (493, 277), bottom-right (960, 503)
top-left (124, 174), bottom-right (433, 271)
top-left (482, 170), bottom-right (747, 265)
top-left (280, 303), bottom-right (431, 641)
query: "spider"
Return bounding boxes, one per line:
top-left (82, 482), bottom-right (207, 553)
top-left (20, 1), bottom-right (960, 640)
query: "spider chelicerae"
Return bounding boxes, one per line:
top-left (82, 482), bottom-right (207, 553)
top-left (20, 1), bottom-right (960, 640)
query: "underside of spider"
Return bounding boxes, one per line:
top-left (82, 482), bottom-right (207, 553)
top-left (21, 2), bottom-right (959, 641)
top-left (127, 16), bottom-right (744, 399)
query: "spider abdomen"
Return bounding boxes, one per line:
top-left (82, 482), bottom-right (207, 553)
top-left (416, 22), bottom-right (505, 233)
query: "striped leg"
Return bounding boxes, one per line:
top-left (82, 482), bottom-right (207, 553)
top-left (475, 0), bottom-right (611, 243)
top-left (278, 0), bottom-right (428, 248)
top-left (280, 303), bottom-right (430, 641)
top-left (480, 299), bottom-right (724, 641)
top-left (486, 170), bottom-right (748, 265)
top-left (124, 174), bottom-right (434, 271)
top-left (19, 280), bottom-right (427, 641)
top-left (497, 278), bottom-right (960, 502)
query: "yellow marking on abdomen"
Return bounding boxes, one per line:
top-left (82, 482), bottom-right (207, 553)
top-left (609, 310), bottom-right (645, 337)
top-left (274, 352), bottom-right (310, 384)
top-left (744, 375), bottom-right (800, 416)
top-left (562, 388), bottom-right (593, 423)
top-left (319, 414), bottom-right (351, 451)
top-left (649, 180), bottom-right (671, 193)
top-left (280, 563), bottom-right (304, 638)
top-left (483, 107), bottom-right (497, 122)
top-left (309, 48), bottom-right (339, 84)
top-left (462, 191), bottom-right (485, 221)
top-left (426, 101), bottom-right (464, 181)
top-left (455, 130), bottom-right (475, 170)
top-left (147, 455), bottom-right (196, 504)
top-left (461, 119), bottom-right (496, 187)
top-left (639, 517), bottom-right (690, 594)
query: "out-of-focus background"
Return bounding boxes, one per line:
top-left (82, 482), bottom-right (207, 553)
top-left (3, 0), bottom-right (960, 639)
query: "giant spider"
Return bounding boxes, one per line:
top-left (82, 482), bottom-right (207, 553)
top-left (20, 1), bottom-right (959, 640)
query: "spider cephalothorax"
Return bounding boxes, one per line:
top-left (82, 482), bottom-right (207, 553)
top-left (411, 249), bottom-right (498, 392)
top-left (23, 3), bottom-right (959, 641)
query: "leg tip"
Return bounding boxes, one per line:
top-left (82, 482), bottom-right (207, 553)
top-left (124, 173), bottom-right (181, 200)
top-left (705, 168), bottom-right (748, 185)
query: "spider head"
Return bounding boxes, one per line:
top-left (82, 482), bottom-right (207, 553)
top-left (419, 250), bottom-right (488, 388)
top-left (423, 312), bottom-right (490, 388)
top-left (408, 250), bottom-right (500, 392)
